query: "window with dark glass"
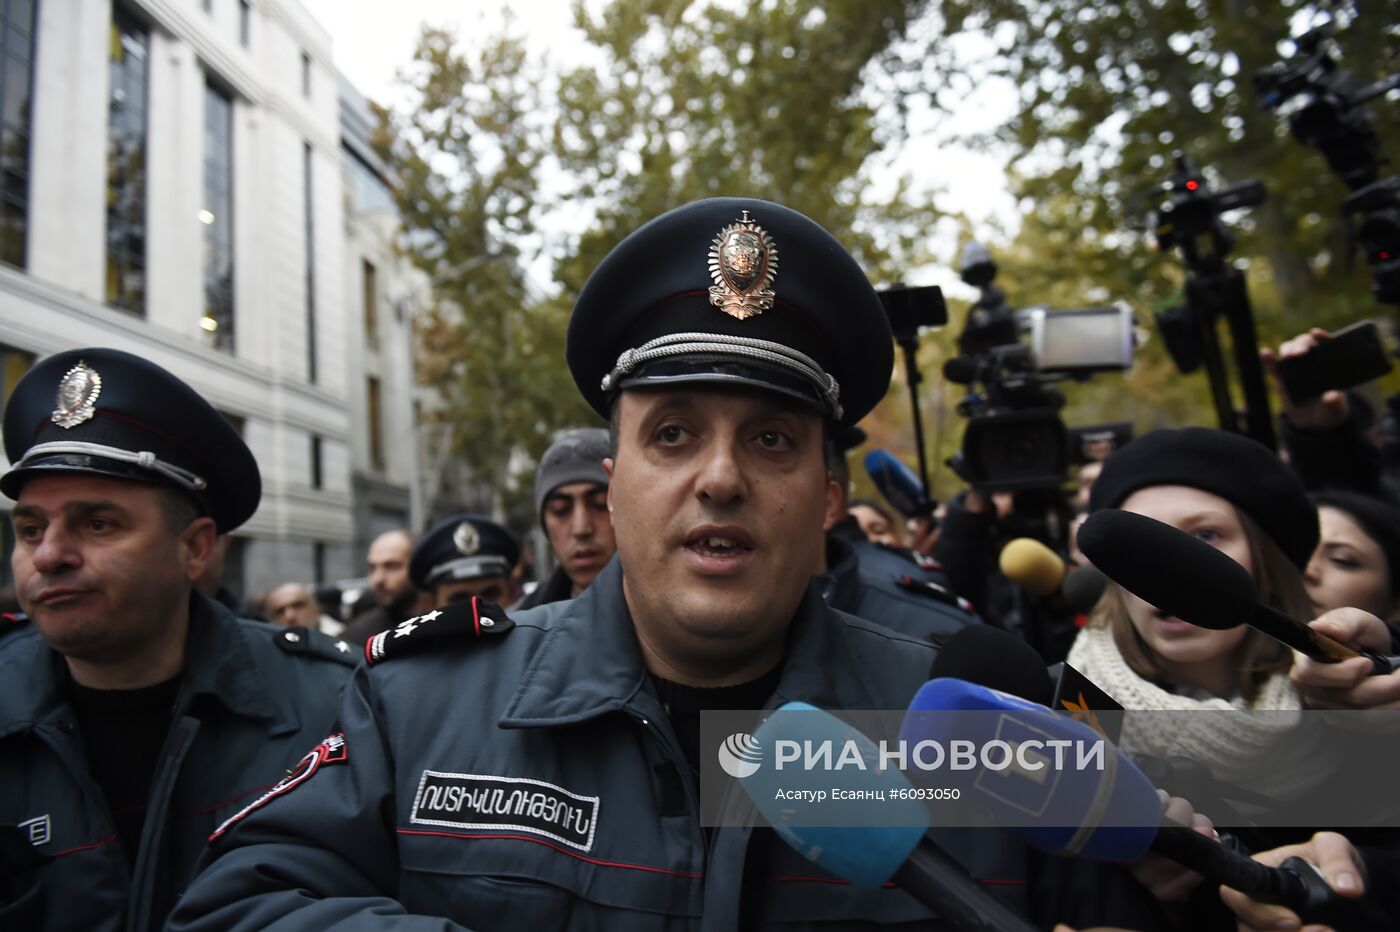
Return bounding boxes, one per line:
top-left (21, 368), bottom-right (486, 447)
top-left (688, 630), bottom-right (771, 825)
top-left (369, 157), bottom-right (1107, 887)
top-left (367, 376), bottom-right (384, 471)
top-left (304, 142), bottom-right (316, 383)
top-left (238, 0), bottom-right (249, 46)
top-left (0, 342), bottom-right (34, 411)
top-left (0, 0), bottom-right (37, 268)
top-left (362, 259), bottom-right (377, 346)
top-left (301, 51), bottom-right (310, 97)
top-left (310, 434), bottom-right (323, 489)
top-left (202, 84), bottom-right (234, 351)
top-left (106, 8), bottom-right (149, 314)
top-left (313, 540), bottom-right (326, 584)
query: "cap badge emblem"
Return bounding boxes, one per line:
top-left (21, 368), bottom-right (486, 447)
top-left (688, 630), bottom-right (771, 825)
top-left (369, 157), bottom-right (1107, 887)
top-left (51, 361), bottom-right (103, 429)
top-left (708, 210), bottom-right (779, 320)
top-left (453, 521), bottom-right (481, 556)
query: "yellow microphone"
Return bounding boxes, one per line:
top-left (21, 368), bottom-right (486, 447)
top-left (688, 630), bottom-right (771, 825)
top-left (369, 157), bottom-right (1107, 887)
top-left (998, 538), bottom-right (1065, 598)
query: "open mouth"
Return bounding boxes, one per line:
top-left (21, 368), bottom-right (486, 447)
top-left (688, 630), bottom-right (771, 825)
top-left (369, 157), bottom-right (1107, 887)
top-left (684, 529), bottom-right (755, 557)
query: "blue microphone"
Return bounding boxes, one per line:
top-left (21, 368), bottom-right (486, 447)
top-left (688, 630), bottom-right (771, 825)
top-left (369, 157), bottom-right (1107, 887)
top-left (863, 449), bottom-right (934, 518)
top-left (899, 678), bottom-right (1158, 862)
top-left (740, 702), bottom-right (1037, 932)
top-left (898, 680), bottom-right (1348, 919)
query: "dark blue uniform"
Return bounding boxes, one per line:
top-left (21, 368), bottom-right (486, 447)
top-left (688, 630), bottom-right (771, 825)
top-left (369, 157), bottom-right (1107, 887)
top-left (0, 593), bottom-right (353, 931)
top-left (820, 535), bottom-right (980, 642)
top-left (0, 347), bottom-right (356, 931)
top-left (169, 560), bottom-right (1029, 930)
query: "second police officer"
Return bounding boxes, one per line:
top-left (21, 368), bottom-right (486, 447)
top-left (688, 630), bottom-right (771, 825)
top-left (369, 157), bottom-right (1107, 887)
top-left (0, 348), bottom-right (355, 931)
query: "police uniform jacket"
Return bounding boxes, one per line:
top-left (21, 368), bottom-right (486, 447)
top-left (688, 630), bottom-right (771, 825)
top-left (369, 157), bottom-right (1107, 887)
top-left (168, 557), bottom-right (1041, 931)
top-left (0, 593), bottom-right (355, 932)
top-left (820, 535), bottom-right (980, 643)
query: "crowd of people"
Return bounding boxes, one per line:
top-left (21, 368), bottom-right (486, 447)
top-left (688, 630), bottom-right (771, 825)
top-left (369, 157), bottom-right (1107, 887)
top-left (2, 196), bottom-right (1398, 931)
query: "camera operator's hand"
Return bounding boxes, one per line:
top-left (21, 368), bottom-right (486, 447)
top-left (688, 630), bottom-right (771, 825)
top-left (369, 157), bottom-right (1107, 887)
top-left (1219, 832), bottom-right (1365, 932)
top-left (1292, 607), bottom-right (1400, 710)
top-left (1260, 328), bottom-right (1349, 431)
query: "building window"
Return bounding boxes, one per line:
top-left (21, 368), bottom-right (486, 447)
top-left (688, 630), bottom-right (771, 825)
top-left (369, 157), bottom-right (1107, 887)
top-left (362, 259), bottom-right (377, 346)
top-left (303, 142), bottom-right (316, 383)
top-left (0, 0), bottom-right (37, 268)
top-left (310, 434), bottom-right (323, 489)
top-left (367, 375), bottom-right (384, 471)
top-left (106, 7), bottom-right (149, 314)
top-left (300, 51), bottom-right (310, 97)
top-left (313, 540), bottom-right (326, 584)
top-left (0, 343), bottom-right (34, 411)
top-left (238, 0), bottom-right (250, 47)
top-left (201, 84), bottom-right (234, 351)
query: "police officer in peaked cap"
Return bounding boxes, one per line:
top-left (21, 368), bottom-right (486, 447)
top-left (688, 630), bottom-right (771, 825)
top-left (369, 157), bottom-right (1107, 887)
top-left (411, 514), bottom-right (519, 607)
top-left (0, 347), bottom-right (354, 932)
top-left (172, 200), bottom-right (1167, 930)
top-left (820, 425), bottom-right (982, 642)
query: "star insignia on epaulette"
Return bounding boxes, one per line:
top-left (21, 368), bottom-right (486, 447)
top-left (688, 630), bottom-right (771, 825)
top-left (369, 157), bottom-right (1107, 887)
top-left (365, 600), bottom-right (512, 665)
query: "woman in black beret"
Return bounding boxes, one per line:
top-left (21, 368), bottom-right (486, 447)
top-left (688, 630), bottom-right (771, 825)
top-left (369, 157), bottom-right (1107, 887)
top-left (1066, 428), bottom-right (1332, 823)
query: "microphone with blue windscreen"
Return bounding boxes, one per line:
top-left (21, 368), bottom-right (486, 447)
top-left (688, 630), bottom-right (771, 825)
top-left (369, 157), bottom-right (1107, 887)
top-left (740, 702), bottom-right (1038, 932)
top-left (863, 449), bottom-right (935, 518)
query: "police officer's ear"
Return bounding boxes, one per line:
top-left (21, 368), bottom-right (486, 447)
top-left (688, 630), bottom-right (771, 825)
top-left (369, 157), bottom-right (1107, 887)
top-left (822, 470), bottom-right (843, 534)
top-left (603, 457), bottom-right (615, 515)
top-left (177, 516), bottom-right (220, 585)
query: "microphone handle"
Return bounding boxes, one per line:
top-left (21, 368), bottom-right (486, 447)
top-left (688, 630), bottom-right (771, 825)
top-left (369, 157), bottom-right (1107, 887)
top-left (894, 841), bottom-right (1039, 932)
top-left (1253, 605), bottom-right (1399, 675)
top-left (1151, 825), bottom-right (1319, 910)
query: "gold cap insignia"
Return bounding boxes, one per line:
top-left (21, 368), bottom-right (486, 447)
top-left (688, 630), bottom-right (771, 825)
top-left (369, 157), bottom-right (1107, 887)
top-left (52, 361), bottom-right (103, 429)
top-left (453, 521), bottom-right (481, 556)
top-left (708, 210), bottom-right (779, 320)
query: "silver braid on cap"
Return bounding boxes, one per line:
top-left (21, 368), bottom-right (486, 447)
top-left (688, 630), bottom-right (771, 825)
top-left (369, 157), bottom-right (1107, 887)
top-left (600, 332), bottom-right (842, 420)
top-left (15, 441), bottom-right (209, 491)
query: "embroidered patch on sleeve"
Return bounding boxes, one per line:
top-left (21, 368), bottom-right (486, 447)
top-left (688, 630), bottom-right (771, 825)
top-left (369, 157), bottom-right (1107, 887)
top-left (208, 733), bottom-right (348, 842)
top-left (409, 771), bottom-right (600, 852)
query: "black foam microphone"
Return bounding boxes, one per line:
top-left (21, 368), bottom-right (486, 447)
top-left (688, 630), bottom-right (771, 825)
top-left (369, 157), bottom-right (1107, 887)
top-left (1078, 510), bottom-right (1400, 675)
top-left (928, 623), bottom-right (1053, 706)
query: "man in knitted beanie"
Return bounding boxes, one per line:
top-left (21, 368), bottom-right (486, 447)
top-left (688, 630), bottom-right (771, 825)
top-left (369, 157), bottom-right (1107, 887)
top-left (515, 427), bottom-right (616, 609)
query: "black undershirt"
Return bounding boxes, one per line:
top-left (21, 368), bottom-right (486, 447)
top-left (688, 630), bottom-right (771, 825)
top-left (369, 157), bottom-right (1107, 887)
top-left (67, 675), bottom-right (182, 863)
top-left (649, 665), bottom-right (783, 775)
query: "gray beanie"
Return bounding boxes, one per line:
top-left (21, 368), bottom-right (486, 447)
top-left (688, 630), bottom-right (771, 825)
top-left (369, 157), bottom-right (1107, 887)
top-left (533, 428), bottom-right (611, 522)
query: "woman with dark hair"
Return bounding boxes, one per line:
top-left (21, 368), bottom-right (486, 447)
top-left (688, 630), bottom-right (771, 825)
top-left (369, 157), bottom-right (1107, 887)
top-left (1305, 489), bottom-right (1400, 624)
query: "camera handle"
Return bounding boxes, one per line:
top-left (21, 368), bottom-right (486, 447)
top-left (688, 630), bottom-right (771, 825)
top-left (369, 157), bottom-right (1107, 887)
top-left (894, 329), bottom-right (936, 511)
top-left (1183, 264), bottom-right (1278, 451)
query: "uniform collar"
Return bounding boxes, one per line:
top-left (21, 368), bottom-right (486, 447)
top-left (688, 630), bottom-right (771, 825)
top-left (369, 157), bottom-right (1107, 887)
top-left (815, 534), bottom-right (863, 612)
top-left (502, 558), bottom-right (647, 727)
top-left (179, 592), bottom-right (279, 722)
top-left (501, 555), bottom-right (891, 728)
top-left (0, 592), bottom-right (276, 737)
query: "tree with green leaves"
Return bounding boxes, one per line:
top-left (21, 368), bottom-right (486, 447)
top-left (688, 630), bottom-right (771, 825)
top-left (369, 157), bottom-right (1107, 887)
top-left (552, 0), bottom-right (944, 295)
top-left (901, 0), bottom-right (1400, 488)
top-left (375, 25), bottom-right (594, 524)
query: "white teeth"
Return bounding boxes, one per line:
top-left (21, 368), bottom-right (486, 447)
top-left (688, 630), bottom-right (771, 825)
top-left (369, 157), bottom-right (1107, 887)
top-left (703, 536), bottom-right (739, 549)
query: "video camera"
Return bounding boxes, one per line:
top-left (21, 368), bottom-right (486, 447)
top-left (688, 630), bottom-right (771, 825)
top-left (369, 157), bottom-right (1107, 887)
top-left (945, 243), bottom-right (1136, 492)
top-left (1256, 16), bottom-right (1400, 304)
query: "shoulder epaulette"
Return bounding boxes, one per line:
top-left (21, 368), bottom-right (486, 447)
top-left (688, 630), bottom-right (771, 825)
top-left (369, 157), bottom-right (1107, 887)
top-left (0, 612), bottom-right (30, 640)
top-left (364, 597), bottom-right (514, 666)
top-left (272, 627), bottom-right (358, 666)
top-left (894, 575), bottom-right (976, 615)
top-left (875, 542), bottom-right (944, 572)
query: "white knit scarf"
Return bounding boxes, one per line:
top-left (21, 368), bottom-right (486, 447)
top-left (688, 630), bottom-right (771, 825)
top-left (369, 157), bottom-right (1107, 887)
top-left (1066, 625), bottom-right (1329, 804)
